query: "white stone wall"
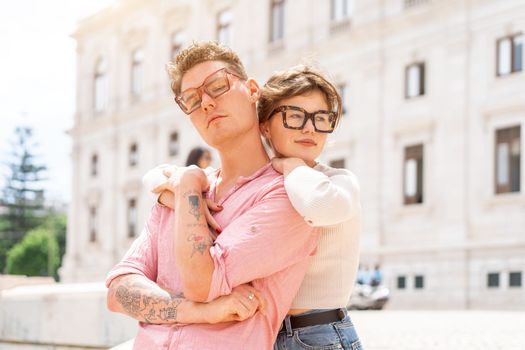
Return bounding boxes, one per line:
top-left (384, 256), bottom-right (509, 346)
top-left (61, 0), bottom-right (525, 309)
top-left (0, 283), bottom-right (136, 348)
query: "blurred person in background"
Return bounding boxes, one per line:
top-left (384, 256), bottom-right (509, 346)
top-left (185, 146), bottom-right (212, 168)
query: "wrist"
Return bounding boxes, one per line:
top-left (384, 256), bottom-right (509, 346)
top-left (180, 170), bottom-right (207, 190)
top-left (283, 158), bottom-right (306, 177)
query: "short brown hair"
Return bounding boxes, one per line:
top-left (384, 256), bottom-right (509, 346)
top-left (167, 41), bottom-right (248, 95)
top-left (257, 65), bottom-right (343, 127)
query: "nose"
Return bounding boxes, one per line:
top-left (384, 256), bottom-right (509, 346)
top-left (200, 92), bottom-right (216, 113)
top-left (302, 117), bottom-right (315, 134)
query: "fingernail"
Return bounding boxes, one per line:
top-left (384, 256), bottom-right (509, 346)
top-left (217, 205), bottom-right (223, 210)
top-left (215, 228), bottom-right (222, 235)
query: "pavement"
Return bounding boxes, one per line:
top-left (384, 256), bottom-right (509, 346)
top-left (349, 310), bottom-right (525, 350)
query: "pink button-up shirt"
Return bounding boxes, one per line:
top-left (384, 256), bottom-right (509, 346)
top-left (106, 163), bottom-right (320, 350)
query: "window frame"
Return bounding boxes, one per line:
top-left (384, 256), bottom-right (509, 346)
top-left (89, 206), bottom-right (97, 243)
top-left (494, 125), bottom-right (521, 194)
top-left (127, 198), bottom-right (137, 238)
top-left (129, 142), bottom-right (138, 167)
top-left (496, 33), bottom-right (523, 76)
top-left (487, 272), bottom-right (500, 288)
top-left (414, 275), bottom-right (424, 289)
top-left (397, 275), bottom-right (407, 289)
top-left (169, 131), bottom-right (180, 157)
top-left (403, 144), bottom-right (424, 205)
top-left (93, 57), bottom-right (108, 113)
top-left (405, 62), bottom-right (426, 99)
top-left (217, 9), bottom-right (232, 46)
top-left (509, 271), bottom-right (522, 288)
top-left (269, 0), bottom-right (285, 43)
top-left (130, 48), bottom-right (144, 97)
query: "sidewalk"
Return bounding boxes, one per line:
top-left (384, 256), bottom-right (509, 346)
top-left (350, 310), bottom-right (524, 350)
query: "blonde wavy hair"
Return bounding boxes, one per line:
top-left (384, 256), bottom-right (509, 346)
top-left (167, 41), bottom-right (248, 96)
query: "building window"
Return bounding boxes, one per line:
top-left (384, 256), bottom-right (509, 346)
top-left (331, 0), bottom-right (352, 22)
top-left (414, 275), bottom-right (424, 289)
top-left (397, 276), bottom-right (406, 289)
top-left (339, 84), bottom-right (348, 115)
top-left (330, 159), bottom-right (346, 169)
top-left (169, 131), bottom-right (180, 157)
top-left (270, 0), bottom-right (285, 42)
top-left (131, 48), bottom-right (144, 97)
top-left (403, 144), bottom-right (424, 205)
top-left (94, 58), bottom-right (108, 112)
top-left (171, 32), bottom-right (185, 59)
top-left (487, 272), bottom-right (500, 288)
top-left (509, 271), bottom-right (522, 288)
top-left (404, 0), bottom-right (431, 9)
top-left (129, 143), bottom-right (138, 167)
top-left (89, 207), bottom-right (97, 242)
top-left (405, 62), bottom-right (425, 99)
top-left (128, 198), bottom-right (137, 238)
top-left (495, 126), bottom-right (520, 194)
top-left (90, 153), bottom-right (98, 177)
top-left (217, 9), bottom-right (232, 46)
top-left (497, 33), bottom-right (523, 76)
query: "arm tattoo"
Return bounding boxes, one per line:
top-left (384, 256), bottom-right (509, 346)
top-left (187, 234), bottom-right (213, 257)
top-left (187, 195), bottom-right (201, 221)
top-left (113, 277), bottom-right (184, 324)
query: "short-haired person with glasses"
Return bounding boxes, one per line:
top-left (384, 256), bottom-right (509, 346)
top-left (257, 65), bottom-right (362, 349)
top-left (142, 63), bottom-right (363, 349)
top-left (106, 42), bottom-right (320, 349)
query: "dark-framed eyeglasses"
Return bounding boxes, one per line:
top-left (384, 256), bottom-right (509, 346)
top-left (175, 67), bottom-right (242, 115)
top-left (270, 105), bottom-right (337, 133)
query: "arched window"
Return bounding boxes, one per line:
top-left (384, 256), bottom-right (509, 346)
top-left (129, 142), bottom-right (138, 167)
top-left (131, 48), bottom-right (144, 97)
top-left (171, 32), bottom-right (185, 59)
top-left (94, 58), bottom-right (108, 112)
top-left (169, 131), bottom-right (179, 157)
top-left (89, 206), bottom-right (97, 242)
top-left (127, 198), bottom-right (137, 238)
top-left (91, 153), bottom-right (98, 177)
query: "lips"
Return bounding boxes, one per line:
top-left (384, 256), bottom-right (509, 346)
top-left (294, 139), bottom-right (317, 146)
top-left (207, 114), bottom-right (225, 127)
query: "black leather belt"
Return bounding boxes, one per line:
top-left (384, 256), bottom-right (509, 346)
top-left (282, 308), bottom-right (346, 331)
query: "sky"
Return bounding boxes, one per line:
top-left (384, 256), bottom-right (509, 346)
top-left (0, 0), bottom-right (114, 203)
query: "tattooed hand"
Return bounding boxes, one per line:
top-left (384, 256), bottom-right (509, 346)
top-left (154, 165), bottom-right (209, 194)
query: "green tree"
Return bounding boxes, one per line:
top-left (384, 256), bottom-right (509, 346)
top-left (41, 211), bottom-right (67, 278)
top-left (0, 126), bottom-right (47, 272)
top-left (6, 227), bottom-right (59, 277)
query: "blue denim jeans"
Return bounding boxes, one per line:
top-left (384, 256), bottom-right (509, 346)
top-left (274, 309), bottom-right (363, 350)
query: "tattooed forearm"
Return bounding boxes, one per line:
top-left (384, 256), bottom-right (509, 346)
top-left (187, 195), bottom-right (201, 221)
top-left (110, 275), bottom-right (185, 324)
top-left (187, 234), bottom-right (214, 257)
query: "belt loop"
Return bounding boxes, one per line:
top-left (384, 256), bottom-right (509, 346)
top-left (338, 308), bottom-right (347, 320)
top-left (284, 315), bottom-right (293, 337)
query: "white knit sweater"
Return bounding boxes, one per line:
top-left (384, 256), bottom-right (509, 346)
top-left (285, 163), bottom-right (361, 309)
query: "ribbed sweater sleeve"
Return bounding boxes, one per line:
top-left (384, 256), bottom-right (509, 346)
top-left (284, 164), bottom-right (360, 227)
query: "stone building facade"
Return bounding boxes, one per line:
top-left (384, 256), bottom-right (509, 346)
top-left (60, 0), bottom-right (525, 309)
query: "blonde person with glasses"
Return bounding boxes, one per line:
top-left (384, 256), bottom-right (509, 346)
top-left (107, 42), bottom-right (319, 350)
top-left (144, 64), bottom-right (363, 349)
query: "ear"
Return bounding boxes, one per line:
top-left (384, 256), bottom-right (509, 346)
top-left (246, 78), bottom-right (260, 102)
top-left (259, 121), bottom-right (271, 139)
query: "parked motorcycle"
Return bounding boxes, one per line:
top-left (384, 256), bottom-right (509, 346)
top-left (347, 283), bottom-right (390, 310)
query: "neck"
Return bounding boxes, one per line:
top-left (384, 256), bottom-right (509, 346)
top-left (216, 132), bottom-right (269, 182)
